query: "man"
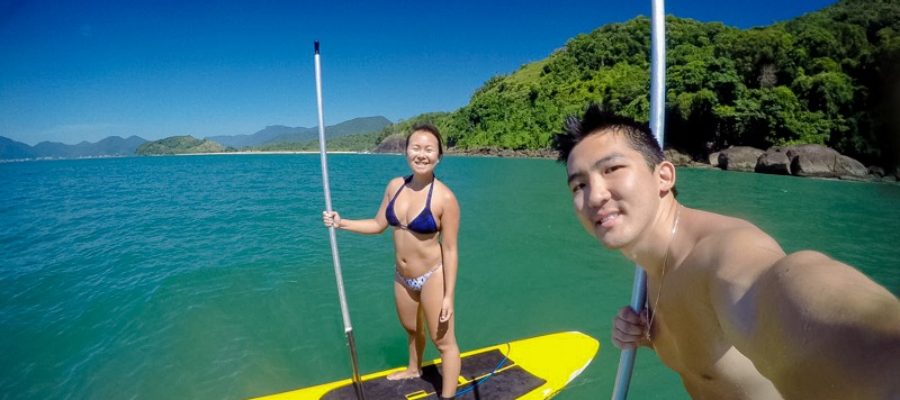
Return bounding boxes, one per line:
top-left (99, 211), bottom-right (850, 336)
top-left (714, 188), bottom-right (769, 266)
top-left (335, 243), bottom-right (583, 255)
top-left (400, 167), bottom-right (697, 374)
top-left (553, 105), bottom-right (899, 399)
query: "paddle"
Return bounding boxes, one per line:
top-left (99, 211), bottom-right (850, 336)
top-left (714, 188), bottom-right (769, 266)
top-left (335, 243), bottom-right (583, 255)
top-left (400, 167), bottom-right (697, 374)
top-left (611, 1), bottom-right (667, 398)
top-left (314, 41), bottom-right (366, 400)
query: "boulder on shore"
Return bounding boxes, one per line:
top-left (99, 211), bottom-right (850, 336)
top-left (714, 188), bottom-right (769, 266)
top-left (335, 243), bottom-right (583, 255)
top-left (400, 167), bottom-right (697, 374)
top-left (756, 147), bottom-right (791, 175)
top-left (785, 144), bottom-right (867, 179)
top-left (785, 144), bottom-right (839, 177)
top-left (835, 155), bottom-right (868, 179)
top-left (664, 149), bottom-right (692, 166)
top-left (373, 135), bottom-right (405, 154)
top-left (708, 151), bottom-right (720, 167)
top-left (718, 146), bottom-right (764, 172)
top-left (868, 165), bottom-right (885, 177)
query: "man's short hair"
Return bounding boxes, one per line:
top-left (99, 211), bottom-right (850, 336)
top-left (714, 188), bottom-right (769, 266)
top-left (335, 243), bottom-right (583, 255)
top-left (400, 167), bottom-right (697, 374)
top-left (552, 104), bottom-right (664, 168)
top-left (407, 123), bottom-right (444, 159)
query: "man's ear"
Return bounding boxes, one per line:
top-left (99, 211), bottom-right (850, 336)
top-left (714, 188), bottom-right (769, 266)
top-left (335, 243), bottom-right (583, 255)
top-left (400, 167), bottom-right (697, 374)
top-left (657, 161), bottom-right (676, 195)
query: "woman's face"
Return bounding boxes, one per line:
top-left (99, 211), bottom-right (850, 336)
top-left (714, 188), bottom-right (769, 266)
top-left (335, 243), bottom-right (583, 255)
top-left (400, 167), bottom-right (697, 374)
top-left (406, 130), bottom-right (440, 175)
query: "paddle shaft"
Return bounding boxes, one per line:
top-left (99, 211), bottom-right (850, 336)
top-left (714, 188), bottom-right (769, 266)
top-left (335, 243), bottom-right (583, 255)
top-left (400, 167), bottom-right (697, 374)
top-left (314, 41), bottom-right (366, 400)
top-left (611, 0), bottom-right (666, 398)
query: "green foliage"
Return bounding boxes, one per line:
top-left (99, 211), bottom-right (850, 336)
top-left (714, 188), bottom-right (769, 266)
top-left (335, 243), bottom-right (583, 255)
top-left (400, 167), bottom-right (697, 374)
top-left (373, 0), bottom-right (900, 166)
top-left (136, 136), bottom-right (226, 155)
top-left (376, 112), bottom-right (454, 144)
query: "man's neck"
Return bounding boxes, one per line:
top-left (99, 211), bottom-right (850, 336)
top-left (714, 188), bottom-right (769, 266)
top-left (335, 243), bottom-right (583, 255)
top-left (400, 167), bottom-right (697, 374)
top-left (621, 198), bottom-right (681, 279)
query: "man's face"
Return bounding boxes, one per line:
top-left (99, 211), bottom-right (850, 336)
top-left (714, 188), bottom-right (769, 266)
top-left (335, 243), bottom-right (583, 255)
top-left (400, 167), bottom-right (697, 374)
top-left (566, 130), bottom-right (662, 249)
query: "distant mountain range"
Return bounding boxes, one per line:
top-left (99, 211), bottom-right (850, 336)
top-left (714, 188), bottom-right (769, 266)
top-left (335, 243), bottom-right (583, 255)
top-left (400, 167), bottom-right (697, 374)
top-left (206, 116), bottom-right (391, 149)
top-left (0, 116), bottom-right (392, 160)
top-left (0, 135), bottom-right (147, 161)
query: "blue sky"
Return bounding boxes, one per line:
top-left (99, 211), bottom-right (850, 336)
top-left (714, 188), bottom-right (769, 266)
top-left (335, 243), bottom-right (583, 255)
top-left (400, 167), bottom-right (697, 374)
top-left (1, 0), bottom-right (836, 145)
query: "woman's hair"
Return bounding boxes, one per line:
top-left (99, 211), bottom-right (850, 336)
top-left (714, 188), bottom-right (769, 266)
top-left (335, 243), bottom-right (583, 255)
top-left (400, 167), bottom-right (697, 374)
top-left (406, 123), bottom-right (444, 159)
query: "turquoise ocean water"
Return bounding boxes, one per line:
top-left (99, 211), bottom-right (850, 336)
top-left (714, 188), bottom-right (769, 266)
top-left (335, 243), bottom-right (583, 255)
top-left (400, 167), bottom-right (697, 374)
top-left (1, 154), bottom-right (898, 399)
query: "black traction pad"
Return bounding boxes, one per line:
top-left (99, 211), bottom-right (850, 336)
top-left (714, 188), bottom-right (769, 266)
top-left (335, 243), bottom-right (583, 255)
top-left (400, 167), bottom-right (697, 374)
top-left (321, 349), bottom-right (546, 399)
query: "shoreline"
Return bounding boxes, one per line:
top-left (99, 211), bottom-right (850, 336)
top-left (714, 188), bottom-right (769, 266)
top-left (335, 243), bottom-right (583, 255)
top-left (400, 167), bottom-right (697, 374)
top-left (4, 150), bottom-right (899, 183)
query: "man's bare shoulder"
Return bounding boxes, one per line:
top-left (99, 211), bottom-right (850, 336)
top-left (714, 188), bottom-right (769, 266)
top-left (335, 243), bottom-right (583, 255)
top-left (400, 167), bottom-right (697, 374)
top-left (676, 209), bottom-right (788, 312)
top-left (684, 208), bottom-right (785, 274)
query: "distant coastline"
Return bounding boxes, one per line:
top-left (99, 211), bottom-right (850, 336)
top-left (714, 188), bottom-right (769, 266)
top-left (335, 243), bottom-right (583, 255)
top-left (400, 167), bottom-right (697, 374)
top-left (4, 147), bottom-right (897, 184)
top-left (173, 150), bottom-right (319, 156)
top-left (0, 150), bottom-right (360, 163)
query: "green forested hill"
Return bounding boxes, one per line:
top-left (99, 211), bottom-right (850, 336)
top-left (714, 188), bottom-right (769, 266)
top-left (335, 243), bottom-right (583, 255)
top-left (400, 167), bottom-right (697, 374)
top-left (400, 0), bottom-right (898, 167)
top-left (136, 136), bottom-right (226, 155)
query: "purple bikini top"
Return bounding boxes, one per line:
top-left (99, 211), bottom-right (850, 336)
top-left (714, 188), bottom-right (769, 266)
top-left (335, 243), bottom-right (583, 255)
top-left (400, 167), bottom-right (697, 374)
top-left (385, 175), bottom-right (439, 234)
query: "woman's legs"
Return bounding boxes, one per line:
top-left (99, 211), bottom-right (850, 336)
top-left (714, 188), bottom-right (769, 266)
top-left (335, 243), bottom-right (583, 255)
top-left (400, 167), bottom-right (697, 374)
top-left (387, 280), bottom-right (426, 380)
top-left (420, 268), bottom-right (460, 398)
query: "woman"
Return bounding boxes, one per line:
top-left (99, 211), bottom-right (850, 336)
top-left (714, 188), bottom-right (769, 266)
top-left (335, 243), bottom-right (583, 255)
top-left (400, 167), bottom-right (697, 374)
top-left (322, 123), bottom-right (460, 400)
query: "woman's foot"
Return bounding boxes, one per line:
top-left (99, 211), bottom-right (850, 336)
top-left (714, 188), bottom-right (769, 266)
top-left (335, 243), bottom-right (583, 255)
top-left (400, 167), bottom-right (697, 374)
top-left (386, 368), bottom-right (421, 380)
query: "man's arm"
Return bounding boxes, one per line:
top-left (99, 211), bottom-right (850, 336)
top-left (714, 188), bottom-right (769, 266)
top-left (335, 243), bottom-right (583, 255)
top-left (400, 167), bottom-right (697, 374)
top-left (711, 233), bottom-right (900, 399)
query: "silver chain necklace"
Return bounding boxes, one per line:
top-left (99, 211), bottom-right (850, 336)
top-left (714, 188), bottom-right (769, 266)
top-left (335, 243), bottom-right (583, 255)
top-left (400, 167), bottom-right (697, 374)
top-left (646, 205), bottom-right (681, 344)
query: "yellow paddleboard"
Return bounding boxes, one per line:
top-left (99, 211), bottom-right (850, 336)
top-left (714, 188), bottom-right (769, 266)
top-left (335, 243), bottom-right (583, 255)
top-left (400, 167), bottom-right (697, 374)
top-left (253, 331), bottom-right (599, 400)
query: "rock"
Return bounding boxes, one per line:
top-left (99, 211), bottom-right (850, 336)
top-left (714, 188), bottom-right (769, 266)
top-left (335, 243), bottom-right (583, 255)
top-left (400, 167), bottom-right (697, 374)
top-left (882, 175), bottom-right (897, 183)
top-left (834, 155), bottom-right (868, 178)
top-left (664, 149), bottom-right (692, 166)
top-left (756, 147), bottom-right (791, 175)
top-left (838, 174), bottom-right (871, 182)
top-left (868, 165), bottom-right (885, 177)
top-left (708, 151), bottom-right (720, 167)
top-left (785, 144), bottom-right (841, 177)
top-left (373, 135), bottom-right (406, 154)
top-left (781, 144), bottom-right (868, 179)
top-left (718, 146), bottom-right (764, 172)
